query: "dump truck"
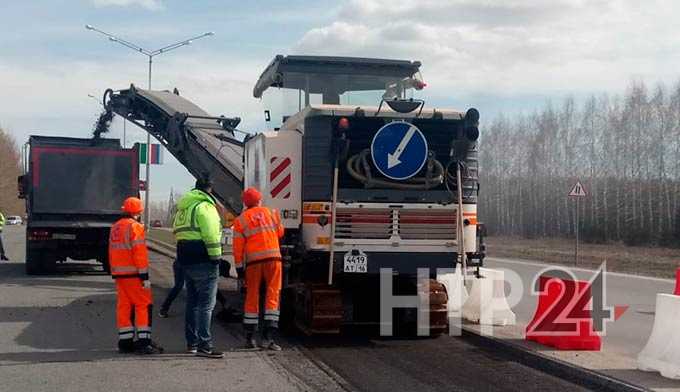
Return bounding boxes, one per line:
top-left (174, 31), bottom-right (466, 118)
top-left (18, 136), bottom-right (139, 274)
top-left (103, 55), bottom-right (484, 335)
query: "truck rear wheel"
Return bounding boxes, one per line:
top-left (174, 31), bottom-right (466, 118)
top-left (25, 242), bottom-right (56, 275)
top-left (25, 244), bottom-right (42, 275)
top-left (25, 258), bottom-right (41, 275)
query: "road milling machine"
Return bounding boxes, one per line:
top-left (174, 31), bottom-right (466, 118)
top-left (103, 55), bottom-right (485, 335)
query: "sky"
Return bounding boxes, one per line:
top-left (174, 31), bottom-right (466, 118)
top-left (2, 0), bottom-right (679, 203)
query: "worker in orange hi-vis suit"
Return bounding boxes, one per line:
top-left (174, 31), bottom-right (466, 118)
top-left (109, 197), bottom-right (163, 354)
top-left (233, 187), bottom-right (285, 351)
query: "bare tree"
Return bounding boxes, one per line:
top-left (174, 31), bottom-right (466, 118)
top-left (0, 125), bottom-right (24, 216)
top-left (479, 77), bottom-right (680, 247)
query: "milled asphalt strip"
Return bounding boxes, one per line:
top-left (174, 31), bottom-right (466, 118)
top-left (460, 328), bottom-right (649, 392)
top-left (289, 346), bottom-right (360, 392)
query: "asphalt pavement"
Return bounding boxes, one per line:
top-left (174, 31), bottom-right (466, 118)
top-left (0, 225), bottom-right (651, 391)
top-left (0, 225), bottom-right (343, 392)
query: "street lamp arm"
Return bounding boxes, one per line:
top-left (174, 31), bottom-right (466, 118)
top-left (150, 32), bottom-right (214, 56)
top-left (150, 41), bottom-right (190, 56)
top-left (85, 24), bottom-right (152, 56)
top-left (114, 38), bottom-right (153, 56)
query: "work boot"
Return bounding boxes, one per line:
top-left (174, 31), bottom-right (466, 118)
top-left (150, 340), bottom-right (165, 353)
top-left (118, 339), bottom-right (135, 354)
top-left (262, 340), bottom-right (282, 351)
top-left (245, 332), bottom-right (258, 349)
top-left (261, 327), bottom-right (282, 351)
top-left (136, 342), bottom-right (164, 355)
top-left (196, 348), bottom-right (224, 359)
top-left (135, 339), bottom-right (164, 355)
top-left (0, 255), bottom-right (8, 261)
top-left (158, 309), bottom-right (169, 318)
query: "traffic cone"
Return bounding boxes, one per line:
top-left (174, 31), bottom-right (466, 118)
top-left (674, 268), bottom-right (680, 296)
top-left (525, 275), bottom-right (601, 350)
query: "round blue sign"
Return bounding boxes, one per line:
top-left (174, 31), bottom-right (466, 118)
top-left (371, 121), bottom-right (428, 180)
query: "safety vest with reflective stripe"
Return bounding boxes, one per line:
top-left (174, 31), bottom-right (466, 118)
top-left (232, 206), bottom-right (284, 268)
top-left (0, 212), bottom-right (4, 232)
top-left (108, 217), bottom-right (149, 279)
top-left (172, 189), bottom-right (222, 259)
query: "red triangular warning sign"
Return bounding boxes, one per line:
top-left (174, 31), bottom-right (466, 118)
top-left (569, 180), bottom-right (587, 197)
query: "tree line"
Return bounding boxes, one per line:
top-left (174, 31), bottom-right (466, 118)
top-left (0, 126), bottom-right (23, 216)
top-left (479, 79), bottom-right (680, 246)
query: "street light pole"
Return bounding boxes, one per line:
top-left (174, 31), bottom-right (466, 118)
top-left (145, 55), bottom-right (152, 228)
top-left (85, 25), bottom-right (214, 228)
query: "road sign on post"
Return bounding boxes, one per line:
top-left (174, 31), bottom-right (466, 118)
top-left (569, 181), bottom-right (587, 197)
top-left (568, 180), bottom-right (587, 265)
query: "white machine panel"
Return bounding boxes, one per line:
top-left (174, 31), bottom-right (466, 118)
top-left (244, 131), bottom-right (302, 228)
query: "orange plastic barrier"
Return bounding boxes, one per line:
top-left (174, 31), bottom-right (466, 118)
top-left (674, 268), bottom-right (680, 296)
top-left (525, 275), bottom-right (601, 350)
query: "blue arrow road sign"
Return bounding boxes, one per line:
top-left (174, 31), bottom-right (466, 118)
top-left (371, 121), bottom-right (428, 180)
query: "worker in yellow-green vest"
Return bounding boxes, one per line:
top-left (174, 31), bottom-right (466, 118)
top-left (172, 177), bottom-right (227, 359)
top-left (0, 212), bottom-right (8, 261)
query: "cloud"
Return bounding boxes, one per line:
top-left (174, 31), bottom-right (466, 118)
top-left (90, 0), bottom-right (163, 10)
top-left (0, 53), bottom-right (264, 203)
top-left (0, 54), bottom-right (265, 128)
top-left (293, 0), bottom-right (680, 98)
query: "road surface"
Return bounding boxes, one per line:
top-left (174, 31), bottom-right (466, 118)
top-left (0, 225), bottom-right (590, 391)
top-left (0, 226), bottom-right (342, 392)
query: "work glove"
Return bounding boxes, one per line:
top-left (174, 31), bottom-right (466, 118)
top-left (138, 272), bottom-right (151, 289)
top-left (219, 259), bottom-right (232, 278)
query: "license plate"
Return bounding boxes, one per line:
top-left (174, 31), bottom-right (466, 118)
top-left (343, 250), bottom-right (368, 273)
top-left (52, 233), bottom-right (76, 240)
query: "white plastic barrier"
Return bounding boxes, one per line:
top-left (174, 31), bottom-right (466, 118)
top-left (437, 268), bottom-right (469, 316)
top-left (637, 294), bottom-right (680, 379)
top-left (462, 267), bottom-right (516, 326)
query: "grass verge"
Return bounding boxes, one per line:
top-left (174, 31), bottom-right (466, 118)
top-left (487, 236), bottom-right (680, 279)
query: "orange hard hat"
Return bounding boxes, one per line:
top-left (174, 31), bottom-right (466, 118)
top-left (122, 197), bottom-right (144, 215)
top-left (242, 187), bottom-right (262, 208)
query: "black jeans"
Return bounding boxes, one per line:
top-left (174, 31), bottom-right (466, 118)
top-left (161, 260), bottom-right (184, 312)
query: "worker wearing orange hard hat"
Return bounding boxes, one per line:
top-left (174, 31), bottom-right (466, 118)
top-left (109, 197), bottom-right (162, 354)
top-left (233, 187), bottom-right (285, 350)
